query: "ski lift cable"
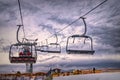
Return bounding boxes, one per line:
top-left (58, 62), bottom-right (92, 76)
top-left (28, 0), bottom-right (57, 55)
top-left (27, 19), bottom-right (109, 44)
top-left (17, 0), bottom-right (26, 40)
top-left (81, 0), bottom-right (108, 17)
top-left (42, 0), bottom-right (107, 43)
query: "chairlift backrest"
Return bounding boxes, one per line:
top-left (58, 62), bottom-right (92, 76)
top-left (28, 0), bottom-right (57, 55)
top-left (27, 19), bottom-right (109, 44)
top-left (47, 34), bottom-right (61, 53)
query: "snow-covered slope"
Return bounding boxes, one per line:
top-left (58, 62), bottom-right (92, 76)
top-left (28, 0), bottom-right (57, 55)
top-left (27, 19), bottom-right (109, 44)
top-left (53, 72), bottom-right (120, 80)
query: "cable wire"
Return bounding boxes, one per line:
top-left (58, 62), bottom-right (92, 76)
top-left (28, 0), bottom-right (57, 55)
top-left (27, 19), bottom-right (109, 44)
top-left (41, 0), bottom-right (107, 43)
top-left (18, 0), bottom-right (26, 39)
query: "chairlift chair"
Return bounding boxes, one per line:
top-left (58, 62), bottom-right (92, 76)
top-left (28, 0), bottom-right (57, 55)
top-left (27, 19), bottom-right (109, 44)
top-left (36, 43), bottom-right (61, 53)
top-left (39, 45), bottom-right (49, 52)
top-left (36, 39), bottom-right (49, 52)
top-left (66, 35), bottom-right (95, 54)
top-left (66, 17), bottom-right (95, 54)
top-left (9, 42), bottom-right (37, 63)
top-left (47, 43), bottom-right (61, 53)
top-left (47, 34), bottom-right (61, 53)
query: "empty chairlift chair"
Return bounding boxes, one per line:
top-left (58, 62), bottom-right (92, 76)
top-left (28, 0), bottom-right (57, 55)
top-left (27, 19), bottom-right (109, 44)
top-left (47, 34), bottom-right (61, 53)
top-left (66, 35), bottom-right (95, 54)
top-left (47, 43), bottom-right (61, 53)
top-left (39, 45), bottom-right (49, 52)
top-left (66, 17), bottom-right (95, 54)
top-left (37, 40), bottom-right (49, 52)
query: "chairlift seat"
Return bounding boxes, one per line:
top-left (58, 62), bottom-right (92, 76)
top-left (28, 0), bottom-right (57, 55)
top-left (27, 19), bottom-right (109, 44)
top-left (9, 43), bottom-right (37, 63)
top-left (10, 57), bottom-right (36, 63)
top-left (67, 49), bottom-right (95, 54)
top-left (49, 43), bottom-right (59, 45)
top-left (47, 50), bottom-right (61, 53)
top-left (71, 35), bottom-right (89, 38)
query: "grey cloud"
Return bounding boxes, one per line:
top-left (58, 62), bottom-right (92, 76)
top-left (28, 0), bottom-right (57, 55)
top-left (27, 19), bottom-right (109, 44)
top-left (19, 0), bottom-right (40, 15)
top-left (88, 25), bottom-right (120, 54)
top-left (0, 1), bottom-right (10, 12)
top-left (48, 16), bottom-right (71, 25)
top-left (0, 38), bottom-right (10, 53)
top-left (38, 56), bottom-right (60, 62)
top-left (106, 28), bottom-right (120, 47)
top-left (39, 24), bottom-right (57, 34)
top-left (48, 15), bottom-right (85, 30)
top-left (94, 27), bottom-right (120, 47)
top-left (0, 1), bottom-right (16, 26)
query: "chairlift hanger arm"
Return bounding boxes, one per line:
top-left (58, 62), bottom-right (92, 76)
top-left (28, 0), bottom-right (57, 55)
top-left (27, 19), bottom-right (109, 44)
top-left (46, 39), bottom-right (48, 45)
top-left (16, 25), bottom-right (23, 43)
top-left (55, 34), bottom-right (58, 44)
top-left (47, 34), bottom-right (58, 44)
top-left (80, 17), bottom-right (87, 35)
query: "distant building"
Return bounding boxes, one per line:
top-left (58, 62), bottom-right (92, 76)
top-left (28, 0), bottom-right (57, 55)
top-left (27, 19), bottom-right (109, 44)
top-left (53, 68), bottom-right (61, 73)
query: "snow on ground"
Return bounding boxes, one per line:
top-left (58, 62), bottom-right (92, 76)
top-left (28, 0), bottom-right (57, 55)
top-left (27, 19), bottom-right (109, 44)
top-left (53, 72), bottom-right (120, 80)
top-left (0, 72), bottom-right (120, 80)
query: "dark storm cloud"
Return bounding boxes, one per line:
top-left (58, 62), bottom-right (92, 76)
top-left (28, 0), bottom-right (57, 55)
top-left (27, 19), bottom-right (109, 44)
top-left (0, 1), bottom-right (10, 12)
top-left (0, 0), bottom-right (40, 27)
top-left (0, 1), bottom-right (17, 26)
top-left (105, 28), bottom-right (120, 47)
top-left (19, 0), bottom-right (40, 14)
top-left (87, 24), bottom-right (120, 53)
top-left (48, 15), bottom-right (83, 27)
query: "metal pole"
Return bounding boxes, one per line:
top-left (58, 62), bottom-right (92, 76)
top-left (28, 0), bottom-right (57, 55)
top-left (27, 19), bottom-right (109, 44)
top-left (26, 63), bottom-right (33, 73)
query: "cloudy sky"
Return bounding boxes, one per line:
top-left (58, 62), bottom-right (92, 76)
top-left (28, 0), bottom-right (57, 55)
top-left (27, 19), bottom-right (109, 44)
top-left (0, 0), bottom-right (120, 72)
